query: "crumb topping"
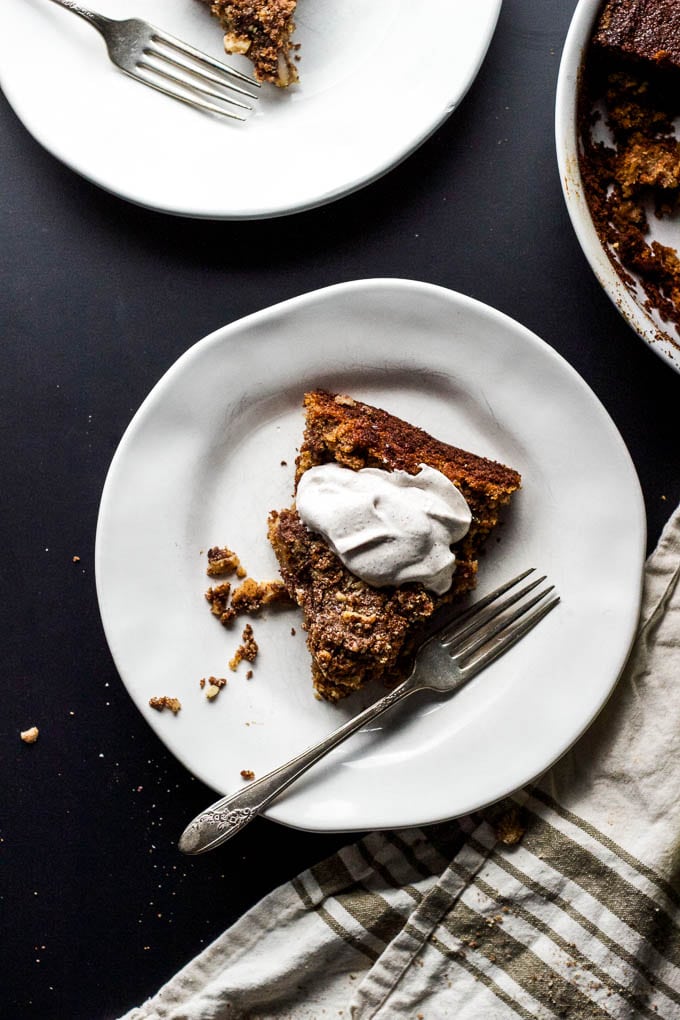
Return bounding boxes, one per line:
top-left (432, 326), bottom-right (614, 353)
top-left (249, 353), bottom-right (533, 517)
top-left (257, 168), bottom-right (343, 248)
top-left (207, 546), bottom-right (246, 578)
top-left (230, 577), bottom-right (292, 614)
top-left (204, 0), bottom-right (299, 86)
top-left (148, 696), bottom-right (182, 714)
top-left (229, 623), bottom-right (259, 671)
top-left (205, 582), bottom-right (236, 625)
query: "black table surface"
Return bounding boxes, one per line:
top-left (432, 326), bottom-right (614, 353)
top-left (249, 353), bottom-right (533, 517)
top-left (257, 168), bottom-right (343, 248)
top-left (2, 2), bottom-right (679, 1017)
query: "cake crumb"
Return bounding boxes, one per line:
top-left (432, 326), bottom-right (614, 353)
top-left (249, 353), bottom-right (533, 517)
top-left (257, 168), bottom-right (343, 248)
top-left (72, 555), bottom-right (81, 563)
top-left (240, 769), bottom-right (255, 780)
top-left (229, 624), bottom-right (259, 671)
top-left (148, 696), bottom-right (182, 714)
top-left (206, 546), bottom-right (247, 578)
top-left (495, 806), bottom-right (526, 846)
top-left (20, 726), bottom-right (39, 744)
top-left (205, 582), bottom-right (236, 625)
top-left (202, 677), bottom-right (228, 700)
top-left (231, 577), bottom-right (292, 614)
top-left (245, 670), bottom-right (253, 680)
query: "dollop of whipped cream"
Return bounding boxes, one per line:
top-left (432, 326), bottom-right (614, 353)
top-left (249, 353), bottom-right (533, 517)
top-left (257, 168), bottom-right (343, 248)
top-left (296, 463), bottom-right (472, 595)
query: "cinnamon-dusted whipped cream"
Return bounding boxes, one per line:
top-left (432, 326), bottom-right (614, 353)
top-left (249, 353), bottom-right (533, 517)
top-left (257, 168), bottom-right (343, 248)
top-left (296, 463), bottom-right (471, 594)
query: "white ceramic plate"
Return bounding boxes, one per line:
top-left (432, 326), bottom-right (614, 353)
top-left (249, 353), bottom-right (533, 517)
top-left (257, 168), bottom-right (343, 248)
top-left (95, 279), bottom-right (645, 832)
top-left (556, 0), bottom-right (680, 374)
top-left (0, 0), bottom-right (501, 219)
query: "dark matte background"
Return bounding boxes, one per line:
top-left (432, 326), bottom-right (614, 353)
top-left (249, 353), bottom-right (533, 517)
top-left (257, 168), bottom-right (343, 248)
top-left (2, 1), bottom-right (678, 1017)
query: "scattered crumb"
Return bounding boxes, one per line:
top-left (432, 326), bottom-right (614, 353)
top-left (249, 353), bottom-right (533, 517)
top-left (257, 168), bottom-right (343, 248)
top-left (245, 670), bottom-right (253, 680)
top-left (206, 546), bottom-right (247, 578)
top-left (291, 627), bottom-right (296, 636)
top-left (205, 582), bottom-right (236, 626)
top-left (229, 624), bottom-right (259, 671)
top-left (148, 696), bottom-right (182, 714)
top-left (240, 769), bottom-right (255, 780)
top-left (20, 726), bottom-right (39, 744)
top-left (201, 677), bottom-right (228, 700)
top-left (231, 577), bottom-right (292, 614)
top-left (280, 460), bottom-right (287, 466)
top-left (72, 555), bottom-right (81, 563)
top-left (495, 806), bottom-right (527, 846)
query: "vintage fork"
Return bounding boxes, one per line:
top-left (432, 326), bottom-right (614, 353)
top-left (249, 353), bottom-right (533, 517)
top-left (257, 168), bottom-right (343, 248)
top-left (179, 568), bottom-right (560, 854)
top-left (45, 0), bottom-right (260, 120)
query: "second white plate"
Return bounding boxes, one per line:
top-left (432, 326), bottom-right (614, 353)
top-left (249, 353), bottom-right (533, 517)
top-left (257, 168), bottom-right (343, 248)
top-left (95, 279), bottom-right (645, 832)
top-left (0, 0), bottom-right (501, 218)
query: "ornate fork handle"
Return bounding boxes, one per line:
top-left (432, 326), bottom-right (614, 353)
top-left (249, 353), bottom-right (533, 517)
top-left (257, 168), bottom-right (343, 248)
top-left (45, 0), bottom-right (112, 31)
top-left (178, 677), bottom-right (416, 854)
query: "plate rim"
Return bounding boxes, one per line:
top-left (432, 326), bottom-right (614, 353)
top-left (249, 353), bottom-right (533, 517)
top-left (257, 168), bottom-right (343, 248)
top-left (95, 278), bottom-right (647, 831)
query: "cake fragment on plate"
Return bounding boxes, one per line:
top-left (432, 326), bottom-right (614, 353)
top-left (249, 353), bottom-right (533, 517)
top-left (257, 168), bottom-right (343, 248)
top-left (201, 0), bottom-right (299, 86)
top-left (268, 390), bottom-right (521, 702)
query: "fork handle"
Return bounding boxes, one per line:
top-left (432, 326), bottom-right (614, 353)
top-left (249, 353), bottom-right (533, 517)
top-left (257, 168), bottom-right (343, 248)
top-left (178, 673), bottom-right (418, 854)
top-left (44, 0), bottom-right (112, 32)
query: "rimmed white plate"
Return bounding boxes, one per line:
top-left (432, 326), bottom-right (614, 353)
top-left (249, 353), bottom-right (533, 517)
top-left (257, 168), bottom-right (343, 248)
top-left (0, 0), bottom-right (501, 219)
top-left (555, 0), bottom-right (680, 374)
top-left (95, 279), bottom-right (645, 832)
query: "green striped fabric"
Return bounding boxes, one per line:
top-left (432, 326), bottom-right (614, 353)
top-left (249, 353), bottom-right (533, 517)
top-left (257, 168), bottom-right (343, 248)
top-left (122, 506), bottom-right (680, 1020)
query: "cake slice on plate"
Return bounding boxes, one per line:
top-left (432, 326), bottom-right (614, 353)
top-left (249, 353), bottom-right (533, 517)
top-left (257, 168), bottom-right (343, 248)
top-left (201, 0), bottom-right (299, 86)
top-left (268, 391), bottom-right (521, 702)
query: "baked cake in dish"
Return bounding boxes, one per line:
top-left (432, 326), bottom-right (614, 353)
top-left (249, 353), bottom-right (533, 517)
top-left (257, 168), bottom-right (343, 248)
top-left (268, 391), bottom-right (521, 702)
top-left (593, 0), bottom-right (680, 71)
top-left (579, 0), bottom-right (680, 340)
top-left (201, 0), bottom-right (299, 86)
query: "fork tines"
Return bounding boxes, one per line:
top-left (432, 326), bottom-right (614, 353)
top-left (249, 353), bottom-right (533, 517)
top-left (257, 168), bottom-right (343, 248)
top-left (441, 568), bottom-right (560, 675)
top-left (138, 27), bottom-right (260, 119)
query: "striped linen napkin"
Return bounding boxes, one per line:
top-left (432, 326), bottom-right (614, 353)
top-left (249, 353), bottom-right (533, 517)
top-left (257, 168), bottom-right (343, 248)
top-left (121, 504), bottom-right (680, 1020)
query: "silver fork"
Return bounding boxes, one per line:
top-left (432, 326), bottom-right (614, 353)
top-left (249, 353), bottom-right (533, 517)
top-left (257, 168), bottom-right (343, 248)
top-left (179, 568), bottom-right (559, 854)
top-left (45, 0), bottom-right (260, 120)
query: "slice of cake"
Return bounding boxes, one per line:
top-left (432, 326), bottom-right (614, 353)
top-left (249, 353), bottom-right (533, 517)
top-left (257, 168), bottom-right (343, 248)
top-left (201, 0), bottom-right (299, 86)
top-left (268, 391), bottom-right (521, 702)
top-left (593, 0), bottom-right (680, 71)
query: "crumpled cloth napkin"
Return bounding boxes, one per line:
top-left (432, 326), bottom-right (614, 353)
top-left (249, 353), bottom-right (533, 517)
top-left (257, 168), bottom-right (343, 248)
top-left (121, 504), bottom-right (680, 1020)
